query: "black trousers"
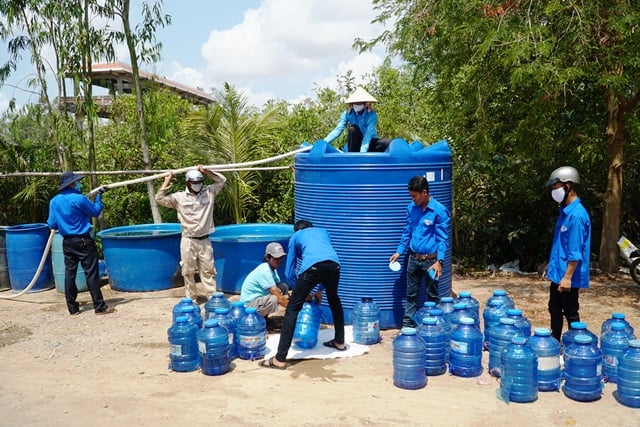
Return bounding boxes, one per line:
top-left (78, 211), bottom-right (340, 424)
top-left (63, 235), bottom-right (107, 313)
top-left (276, 260), bottom-right (344, 362)
top-left (347, 124), bottom-right (391, 153)
top-left (548, 282), bottom-right (580, 342)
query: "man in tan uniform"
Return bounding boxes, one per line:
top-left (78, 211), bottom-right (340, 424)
top-left (156, 165), bottom-right (226, 302)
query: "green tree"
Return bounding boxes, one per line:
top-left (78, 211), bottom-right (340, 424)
top-left (362, 0), bottom-right (640, 271)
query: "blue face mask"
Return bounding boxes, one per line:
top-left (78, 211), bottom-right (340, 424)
top-left (75, 181), bottom-right (82, 191)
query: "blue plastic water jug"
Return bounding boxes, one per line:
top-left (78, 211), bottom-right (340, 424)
top-left (393, 327), bottom-right (427, 389)
top-left (204, 291), bottom-right (230, 319)
top-left (562, 335), bottom-right (603, 402)
top-left (562, 321), bottom-right (599, 349)
top-left (415, 301), bottom-right (436, 326)
top-left (506, 308), bottom-right (532, 338)
top-left (601, 322), bottom-right (634, 384)
top-left (448, 302), bottom-right (469, 332)
top-left (229, 300), bottom-right (246, 325)
top-left (167, 316), bottom-right (200, 372)
top-left (500, 336), bottom-right (538, 403)
top-left (212, 307), bottom-right (237, 360)
top-left (294, 302), bottom-right (321, 349)
top-left (615, 339), bottom-right (640, 408)
top-left (486, 289), bottom-right (515, 309)
top-left (352, 297), bottom-right (381, 345)
top-left (455, 291), bottom-right (480, 320)
top-left (601, 312), bottom-right (635, 337)
top-left (449, 317), bottom-right (484, 377)
top-left (488, 317), bottom-right (521, 377)
top-left (436, 296), bottom-right (456, 325)
top-left (179, 305), bottom-right (203, 329)
top-left (482, 300), bottom-right (507, 350)
top-left (528, 328), bottom-right (561, 391)
top-left (417, 317), bottom-right (447, 376)
top-left (426, 308), bottom-right (451, 362)
top-left (197, 318), bottom-right (231, 376)
top-left (172, 298), bottom-right (202, 325)
top-left (236, 306), bottom-right (267, 360)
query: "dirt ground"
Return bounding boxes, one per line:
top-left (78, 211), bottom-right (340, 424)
top-left (1, 272), bottom-right (639, 427)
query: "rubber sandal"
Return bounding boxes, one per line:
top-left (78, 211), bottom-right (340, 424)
top-left (96, 307), bottom-right (116, 315)
top-left (259, 356), bottom-right (288, 370)
top-left (70, 311), bottom-right (81, 316)
top-left (323, 339), bottom-right (347, 351)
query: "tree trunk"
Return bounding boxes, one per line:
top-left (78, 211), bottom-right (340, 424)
top-left (599, 89), bottom-right (624, 273)
top-left (121, 0), bottom-right (162, 223)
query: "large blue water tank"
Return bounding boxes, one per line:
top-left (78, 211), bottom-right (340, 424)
top-left (294, 139), bottom-right (453, 329)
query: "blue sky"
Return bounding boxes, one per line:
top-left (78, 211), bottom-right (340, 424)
top-left (0, 0), bottom-right (390, 113)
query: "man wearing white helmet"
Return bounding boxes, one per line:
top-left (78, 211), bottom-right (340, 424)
top-left (323, 86), bottom-right (390, 153)
top-left (543, 166), bottom-right (591, 342)
top-left (156, 165), bottom-right (226, 302)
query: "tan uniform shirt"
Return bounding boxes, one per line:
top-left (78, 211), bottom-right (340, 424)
top-left (155, 173), bottom-right (226, 237)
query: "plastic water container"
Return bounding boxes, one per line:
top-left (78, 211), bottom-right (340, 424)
top-left (562, 335), bottom-right (603, 402)
top-left (449, 317), bottom-right (484, 377)
top-left (352, 297), bottom-right (381, 345)
top-left (601, 322), bottom-right (634, 384)
top-left (167, 316), bottom-right (200, 372)
top-left (601, 312), bottom-right (635, 337)
top-left (417, 317), bottom-right (447, 376)
top-left (393, 327), bottom-right (427, 389)
top-left (415, 301), bottom-right (436, 326)
top-left (212, 307), bottom-right (237, 360)
top-left (488, 318), bottom-right (522, 377)
top-left (500, 336), bottom-right (538, 403)
top-left (436, 296), bottom-right (455, 325)
top-left (172, 298), bottom-right (203, 324)
top-left (448, 302), bottom-right (469, 332)
top-left (506, 308), bottom-right (532, 338)
top-left (236, 306), bottom-right (267, 360)
top-left (456, 291), bottom-right (480, 327)
top-left (482, 300), bottom-right (508, 349)
top-left (562, 321), bottom-right (599, 349)
top-left (204, 291), bottom-right (231, 319)
top-left (486, 289), bottom-right (515, 309)
top-left (294, 302), bottom-right (321, 349)
top-left (179, 305), bottom-right (203, 329)
top-left (615, 339), bottom-right (640, 408)
top-left (197, 318), bottom-right (231, 376)
top-left (528, 328), bottom-right (562, 391)
top-left (426, 308), bottom-right (451, 362)
top-left (229, 300), bottom-right (246, 325)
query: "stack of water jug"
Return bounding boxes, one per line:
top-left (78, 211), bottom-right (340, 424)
top-left (167, 293), bottom-right (268, 375)
top-left (392, 289), bottom-right (640, 408)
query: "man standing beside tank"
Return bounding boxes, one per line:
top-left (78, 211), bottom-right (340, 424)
top-left (323, 86), bottom-right (390, 153)
top-left (260, 220), bottom-right (346, 370)
top-left (543, 166), bottom-right (591, 342)
top-left (47, 172), bottom-right (115, 316)
top-left (156, 165), bottom-right (226, 303)
top-left (390, 175), bottom-right (451, 328)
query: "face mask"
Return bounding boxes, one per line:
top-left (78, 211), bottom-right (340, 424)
top-left (353, 104), bottom-right (365, 113)
top-left (74, 181), bottom-right (82, 191)
top-left (189, 183), bottom-right (203, 193)
top-left (551, 187), bottom-right (565, 204)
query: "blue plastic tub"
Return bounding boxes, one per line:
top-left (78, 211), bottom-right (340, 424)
top-left (6, 223), bottom-right (54, 293)
top-left (97, 223), bottom-right (181, 292)
top-left (209, 223), bottom-right (294, 294)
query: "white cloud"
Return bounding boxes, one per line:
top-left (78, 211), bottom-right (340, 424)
top-left (162, 0), bottom-right (387, 106)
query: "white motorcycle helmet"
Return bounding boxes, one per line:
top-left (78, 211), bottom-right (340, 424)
top-left (546, 166), bottom-right (580, 187)
top-left (185, 170), bottom-right (204, 193)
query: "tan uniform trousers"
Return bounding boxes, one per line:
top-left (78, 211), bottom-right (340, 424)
top-left (180, 237), bottom-right (217, 300)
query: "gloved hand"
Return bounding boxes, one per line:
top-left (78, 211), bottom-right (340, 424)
top-left (97, 185), bottom-right (109, 195)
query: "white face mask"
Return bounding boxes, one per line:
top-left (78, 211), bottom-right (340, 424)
top-left (189, 183), bottom-right (203, 193)
top-left (353, 104), bottom-right (365, 113)
top-left (551, 187), bottom-right (565, 203)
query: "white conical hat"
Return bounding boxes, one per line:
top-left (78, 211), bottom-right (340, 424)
top-left (345, 87), bottom-right (377, 104)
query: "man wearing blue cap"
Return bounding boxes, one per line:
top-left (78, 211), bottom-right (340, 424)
top-left (47, 172), bottom-right (115, 316)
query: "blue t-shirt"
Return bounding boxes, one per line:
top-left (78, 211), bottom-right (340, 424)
top-left (284, 227), bottom-right (339, 286)
top-left (546, 198), bottom-right (591, 288)
top-left (395, 196), bottom-right (451, 260)
top-left (47, 187), bottom-right (103, 236)
top-left (240, 262), bottom-right (281, 303)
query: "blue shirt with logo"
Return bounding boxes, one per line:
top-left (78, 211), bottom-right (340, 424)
top-left (47, 187), bottom-right (103, 236)
top-left (284, 227), bottom-right (339, 287)
top-left (395, 196), bottom-right (451, 261)
top-left (546, 197), bottom-right (591, 288)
